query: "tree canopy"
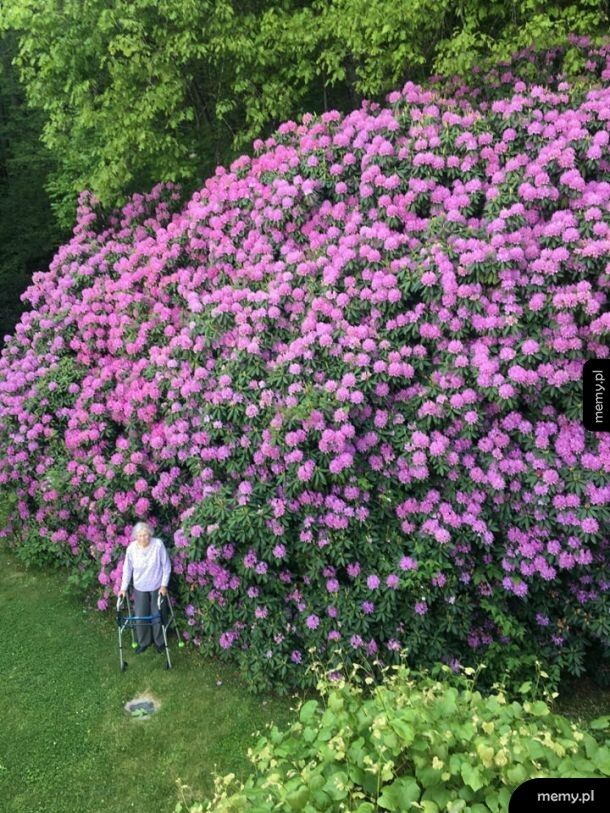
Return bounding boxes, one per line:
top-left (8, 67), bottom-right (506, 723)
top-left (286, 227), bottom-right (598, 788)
top-left (1, 0), bottom-right (609, 226)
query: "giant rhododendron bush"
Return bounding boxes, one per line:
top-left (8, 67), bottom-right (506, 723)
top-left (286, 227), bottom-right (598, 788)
top-left (1, 37), bottom-right (610, 694)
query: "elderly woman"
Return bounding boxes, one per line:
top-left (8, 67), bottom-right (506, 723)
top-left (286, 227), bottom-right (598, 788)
top-left (119, 521), bottom-right (171, 653)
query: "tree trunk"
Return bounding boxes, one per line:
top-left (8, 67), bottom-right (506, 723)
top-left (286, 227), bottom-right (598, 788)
top-left (344, 54), bottom-right (362, 108)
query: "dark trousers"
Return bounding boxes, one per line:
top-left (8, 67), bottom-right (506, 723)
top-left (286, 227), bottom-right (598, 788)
top-left (133, 587), bottom-right (165, 647)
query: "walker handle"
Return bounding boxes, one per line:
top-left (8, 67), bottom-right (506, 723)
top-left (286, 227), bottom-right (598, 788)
top-left (116, 593), bottom-right (130, 611)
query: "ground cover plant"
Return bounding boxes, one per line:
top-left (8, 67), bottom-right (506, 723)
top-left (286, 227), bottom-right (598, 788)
top-left (1, 35), bottom-right (609, 695)
top-left (173, 656), bottom-right (610, 812)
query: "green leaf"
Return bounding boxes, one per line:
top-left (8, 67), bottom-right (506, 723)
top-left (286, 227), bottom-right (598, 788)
top-left (437, 687), bottom-right (458, 715)
top-left (377, 776), bottom-right (420, 810)
top-left (388, 717), bottom-right (415, 744)
top-left (416, 766), bottom-right (442, 788)
top-left (460, 764), bottom-right (484, 792)
top-left (530, 701), bottom-right (550, 717)
top-left (322, 770), bottom-right (349, 801)
top-left (302, 726), bottom-right (317, 743)
top-left (506, 763), bottom-right (527, 786)
top-left (422, 784), bottom-right (452, 809)
top-left (592, 746), bottom-right (610, 775)
top-left (286, 785), bottom-right (310, 810)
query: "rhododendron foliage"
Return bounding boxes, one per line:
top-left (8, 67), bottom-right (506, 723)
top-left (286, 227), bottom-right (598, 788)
top-left (1, 36), bottom-right (609, 693)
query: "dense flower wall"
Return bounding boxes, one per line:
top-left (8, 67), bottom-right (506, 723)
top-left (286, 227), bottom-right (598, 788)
top-left (1, 36), bottom-right (609, 692)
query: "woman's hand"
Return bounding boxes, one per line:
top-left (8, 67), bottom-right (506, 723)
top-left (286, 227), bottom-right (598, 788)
top-left (160, 586), bottom-right (169, 596)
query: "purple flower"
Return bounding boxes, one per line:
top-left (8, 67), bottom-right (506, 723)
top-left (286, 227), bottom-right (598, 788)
top-left (347, 562), bottom-right (361, 578)
top-left (306, 614), bottom-right (320, 629)
top-left (3, 50), bottom-right (609, 693)
top-left (386, 639), bottom-right (401, 651)
top-left (220, 631), bottom-right (237, 649)
top-left (581, 518), bottom-right (598, 534)
top-left (243, 551), bottom-right (257, 569)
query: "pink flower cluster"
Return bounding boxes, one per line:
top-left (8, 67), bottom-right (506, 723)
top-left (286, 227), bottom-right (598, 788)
top-left (1, 36), bottom-right (610, 687)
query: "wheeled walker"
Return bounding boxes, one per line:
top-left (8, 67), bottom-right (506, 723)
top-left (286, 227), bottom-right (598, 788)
top-left (116, 591), bottom-right (182, 671)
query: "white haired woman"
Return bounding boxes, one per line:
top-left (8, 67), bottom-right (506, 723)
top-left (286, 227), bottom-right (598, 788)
top-left (118, 521), bottom-right (171, 653)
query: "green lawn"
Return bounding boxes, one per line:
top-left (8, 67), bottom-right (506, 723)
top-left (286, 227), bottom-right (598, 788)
top-left (0, 545), bottom-right (301, 813)
top-left (553, 675), bottom-right (610, 725)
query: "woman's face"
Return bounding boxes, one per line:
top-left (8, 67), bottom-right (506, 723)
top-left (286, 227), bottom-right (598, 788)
top-left (135, 527), bottom-right (151, 546)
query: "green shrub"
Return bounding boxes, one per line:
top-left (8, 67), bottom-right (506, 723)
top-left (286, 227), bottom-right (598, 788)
top-left (174, 651), bottom-right (610, 813)
top-left (10, 524), bottom-right (64, 570)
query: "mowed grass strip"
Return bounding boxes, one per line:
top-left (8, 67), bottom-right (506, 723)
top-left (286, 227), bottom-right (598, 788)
top-left (0, 546), bottom-right (297, 813)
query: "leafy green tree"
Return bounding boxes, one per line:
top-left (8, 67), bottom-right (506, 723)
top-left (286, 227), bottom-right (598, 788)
top-left (223, 0), bottom-right (610, 147)
top-left (1, 0), bottom-right (609, 225)
top-left (1, 0), bottom-right (239, 226)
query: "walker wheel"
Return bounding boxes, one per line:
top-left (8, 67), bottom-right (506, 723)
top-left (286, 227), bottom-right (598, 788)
top-left (120, 661), bottom-right (128, 672)
top-left (165, 662), bottom-right (172, 670)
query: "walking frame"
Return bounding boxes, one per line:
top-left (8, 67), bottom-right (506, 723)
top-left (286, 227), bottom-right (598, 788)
top-left (116, 591), bottom-right (182, 671)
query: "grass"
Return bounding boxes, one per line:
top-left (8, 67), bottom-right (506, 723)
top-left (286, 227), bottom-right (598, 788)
top-left (554, 675), bottom-right (610, 724)
top-left (0, 545), bottom-right (303, 813)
